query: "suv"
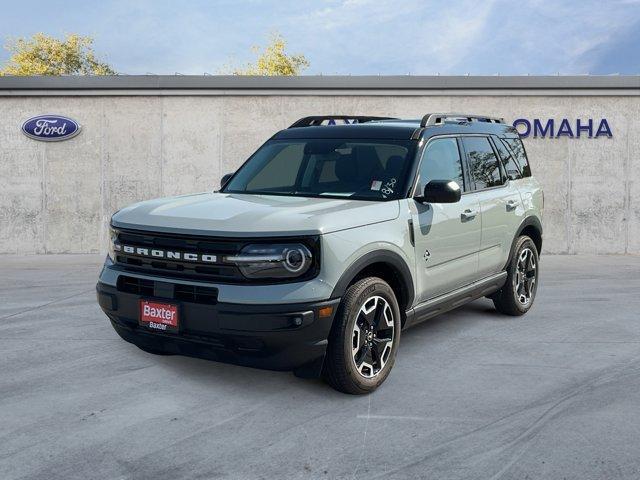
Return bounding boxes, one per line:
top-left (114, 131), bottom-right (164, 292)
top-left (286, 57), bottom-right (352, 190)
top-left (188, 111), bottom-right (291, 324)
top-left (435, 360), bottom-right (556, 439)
top-left (97, 113), bottom-right (543, 394)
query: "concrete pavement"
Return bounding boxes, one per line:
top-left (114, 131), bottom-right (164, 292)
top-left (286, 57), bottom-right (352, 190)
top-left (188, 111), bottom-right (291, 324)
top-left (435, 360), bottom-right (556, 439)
top-left (1, 254), bottom-right (640, 479)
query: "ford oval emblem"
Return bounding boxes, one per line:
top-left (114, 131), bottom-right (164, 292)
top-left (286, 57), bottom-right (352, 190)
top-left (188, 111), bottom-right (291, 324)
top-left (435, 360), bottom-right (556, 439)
top-left (21, 115), bottom-right (81, 142)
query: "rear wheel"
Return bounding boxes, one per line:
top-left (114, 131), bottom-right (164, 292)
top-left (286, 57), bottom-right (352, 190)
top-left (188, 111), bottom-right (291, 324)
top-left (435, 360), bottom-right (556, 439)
top-left (493, 236), bottom-right (539, 316)
top-left (323, 277), bottom-right (401, 394)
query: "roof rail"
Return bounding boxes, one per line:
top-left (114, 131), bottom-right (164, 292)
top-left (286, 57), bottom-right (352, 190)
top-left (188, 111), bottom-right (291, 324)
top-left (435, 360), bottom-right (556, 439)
top-left (420, 113), bottom-right (504, 128)
top-left (288, 115), bottom-right (397, 128)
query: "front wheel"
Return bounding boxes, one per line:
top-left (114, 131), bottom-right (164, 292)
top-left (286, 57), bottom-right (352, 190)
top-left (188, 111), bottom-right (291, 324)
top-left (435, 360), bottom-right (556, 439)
top-left (323, 277), bottom-right (401, 394)
top-left (493, 236), bottom-right (539, 316)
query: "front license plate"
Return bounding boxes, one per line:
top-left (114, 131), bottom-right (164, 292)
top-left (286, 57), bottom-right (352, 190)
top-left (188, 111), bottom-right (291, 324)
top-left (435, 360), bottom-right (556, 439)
top-left (139, 300), bottom-right (179, 333)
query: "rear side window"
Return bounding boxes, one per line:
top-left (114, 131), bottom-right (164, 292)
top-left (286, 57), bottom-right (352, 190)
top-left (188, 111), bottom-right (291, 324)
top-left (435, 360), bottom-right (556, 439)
top-left (462, 136), bottom-right (504, 190)
top-left (492, 137), bottom-right (522, 180)
top-left (501, 137), bottom-right (532, 177)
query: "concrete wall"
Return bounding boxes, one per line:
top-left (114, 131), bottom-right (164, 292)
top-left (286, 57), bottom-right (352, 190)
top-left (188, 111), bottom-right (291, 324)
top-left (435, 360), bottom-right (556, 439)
top-left (1, 78), bottom-right (638, 254)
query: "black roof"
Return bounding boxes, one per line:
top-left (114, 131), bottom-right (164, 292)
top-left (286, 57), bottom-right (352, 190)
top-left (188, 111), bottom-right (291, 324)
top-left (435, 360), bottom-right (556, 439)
top-left (274, 122), bottom-right (419, 140)
top-left (273, 118), bottom-right (516, 141)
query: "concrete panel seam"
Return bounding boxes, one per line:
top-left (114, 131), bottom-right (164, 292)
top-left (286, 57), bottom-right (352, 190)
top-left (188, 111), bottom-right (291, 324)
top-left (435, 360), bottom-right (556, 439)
top-left (567, 140), bottom-right (573, 254)
top-left (625, 119), bottom-right (630, 254)
top-left (100, 99), bottom-right (106, 251)
top-left (41, 142), bottom-right (47, 254)
top-left (160, 96), bottom-right (165, 196)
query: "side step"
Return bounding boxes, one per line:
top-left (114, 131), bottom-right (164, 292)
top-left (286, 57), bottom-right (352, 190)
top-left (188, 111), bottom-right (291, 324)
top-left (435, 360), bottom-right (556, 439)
top-left (404, 271), bottom-right (507, 329)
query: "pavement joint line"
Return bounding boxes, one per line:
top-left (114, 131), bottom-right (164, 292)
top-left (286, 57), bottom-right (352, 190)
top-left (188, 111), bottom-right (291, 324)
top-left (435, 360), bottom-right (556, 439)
top-left (445, 340), bottom-right (640, 344)
top-left (372, 352), bottom-right (640, 480)
top-left (351, 394), bottom-right (371, 480)
top-left (0, 289), bottom-right (95, 320)
top-left (355, 414), bottom-right (482, 422)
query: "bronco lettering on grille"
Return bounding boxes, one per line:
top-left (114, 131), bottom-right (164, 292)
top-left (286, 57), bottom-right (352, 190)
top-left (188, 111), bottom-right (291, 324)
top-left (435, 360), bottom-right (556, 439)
top-left (114, 244), bottom-right (218, 263)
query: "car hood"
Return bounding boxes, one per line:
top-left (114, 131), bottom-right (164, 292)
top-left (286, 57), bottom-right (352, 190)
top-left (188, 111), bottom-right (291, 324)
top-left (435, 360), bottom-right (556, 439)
top-left (111, 192), bottom-right (400, 236)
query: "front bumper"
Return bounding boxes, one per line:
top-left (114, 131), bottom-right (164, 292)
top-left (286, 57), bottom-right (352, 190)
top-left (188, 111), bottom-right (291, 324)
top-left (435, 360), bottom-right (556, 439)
top-left (96, 281), bottom-right (339, 376)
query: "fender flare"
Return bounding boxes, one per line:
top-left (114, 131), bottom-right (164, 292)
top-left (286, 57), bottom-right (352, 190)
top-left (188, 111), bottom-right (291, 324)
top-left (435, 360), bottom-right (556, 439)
top-left (330, 249), bottom-right (415, 309)
top-left (504, 216), bottom-right (543, 269)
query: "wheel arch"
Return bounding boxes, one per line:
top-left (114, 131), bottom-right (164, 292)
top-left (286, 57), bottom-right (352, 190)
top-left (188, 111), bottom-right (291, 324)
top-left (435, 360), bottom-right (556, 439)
top-left (505, 216), bottom-right (543, 269)
top-left (331, 250), bottom-right (415, 325)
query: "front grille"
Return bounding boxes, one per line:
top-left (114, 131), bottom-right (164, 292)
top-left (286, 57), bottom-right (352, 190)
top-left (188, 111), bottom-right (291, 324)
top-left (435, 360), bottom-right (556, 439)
top-left (112, 227), bottom-right (320, 284)
top-left (113, 228), bottom-right (246, 282)
top-left (118, 275), bottom-right (154, 296)
top-left (174, 283), bottom-right (218, 304)
top-left (117, 275), bottom-right (218, 305)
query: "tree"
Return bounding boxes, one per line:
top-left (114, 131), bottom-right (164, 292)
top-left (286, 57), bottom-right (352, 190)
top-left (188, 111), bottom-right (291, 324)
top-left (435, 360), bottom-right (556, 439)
top-left (0, 33), bottom-right (115, 76)
top-left (228, 33), bottom-right (309, 76)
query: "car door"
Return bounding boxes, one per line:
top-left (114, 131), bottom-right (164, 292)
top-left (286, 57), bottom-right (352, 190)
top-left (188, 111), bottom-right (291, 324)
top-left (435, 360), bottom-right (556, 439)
top-left (409, 136), bottom-right (482, 303)
top-left (460, 135), bottom-right (524, 278)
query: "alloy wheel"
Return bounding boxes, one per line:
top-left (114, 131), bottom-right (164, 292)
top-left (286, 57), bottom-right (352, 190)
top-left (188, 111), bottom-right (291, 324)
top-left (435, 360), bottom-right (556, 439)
top-left (351, 296), bottom-right (395, 378)
top-left (515, 247), bottom-right (537, 306)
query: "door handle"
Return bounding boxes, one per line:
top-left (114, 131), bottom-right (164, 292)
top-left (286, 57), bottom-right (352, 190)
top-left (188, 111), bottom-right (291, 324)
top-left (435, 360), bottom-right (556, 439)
top-left (461, 209), bottom-right (477, 221)
top-left (506, 200), bottom-right (518, 212)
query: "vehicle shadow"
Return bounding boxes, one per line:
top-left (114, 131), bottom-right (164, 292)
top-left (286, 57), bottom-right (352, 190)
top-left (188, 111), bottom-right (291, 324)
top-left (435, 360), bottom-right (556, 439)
top-left (397, 297), bottom-right (509, 348)
top-left (150, 346), bottom-right (336, 397)
top-left (150, 298), bottom-right (504, 395)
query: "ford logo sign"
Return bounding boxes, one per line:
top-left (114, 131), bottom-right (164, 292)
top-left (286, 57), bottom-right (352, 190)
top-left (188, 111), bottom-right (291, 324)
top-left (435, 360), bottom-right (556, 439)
top-left (21, 115), bottom-right (81, 142)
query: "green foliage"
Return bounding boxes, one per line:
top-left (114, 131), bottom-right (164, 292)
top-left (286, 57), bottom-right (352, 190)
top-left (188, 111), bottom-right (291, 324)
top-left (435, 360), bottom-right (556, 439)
top-left (228, 33), bottom-right (309, 76)
top-left (0, 33), bottom-right (115, 76)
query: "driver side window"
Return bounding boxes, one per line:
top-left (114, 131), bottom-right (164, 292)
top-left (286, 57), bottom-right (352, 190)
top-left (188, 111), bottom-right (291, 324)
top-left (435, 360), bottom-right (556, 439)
top-left (419, 138), bottom-right (465, 191)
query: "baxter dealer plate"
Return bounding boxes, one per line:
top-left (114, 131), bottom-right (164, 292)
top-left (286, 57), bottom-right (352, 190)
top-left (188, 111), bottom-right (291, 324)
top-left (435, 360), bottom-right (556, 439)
top-left (139, 300), bottom-right (179, 333)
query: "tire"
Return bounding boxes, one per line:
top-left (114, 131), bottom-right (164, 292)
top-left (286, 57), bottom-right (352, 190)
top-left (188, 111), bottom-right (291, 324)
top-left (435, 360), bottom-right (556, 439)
top-left (323, 277), bottom-right (401, 394)
top-left (493, 236), bottom-right (539, 316)
top-left (136, 343), bottom-right (174, 356)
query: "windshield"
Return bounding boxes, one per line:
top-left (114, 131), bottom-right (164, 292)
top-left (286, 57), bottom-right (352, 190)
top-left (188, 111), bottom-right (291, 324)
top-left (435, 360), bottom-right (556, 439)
top-left (223, 138), bottom-right (416, 201)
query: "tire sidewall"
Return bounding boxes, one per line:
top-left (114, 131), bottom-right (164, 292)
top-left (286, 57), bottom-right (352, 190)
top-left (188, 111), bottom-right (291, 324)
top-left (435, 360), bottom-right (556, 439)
top-left (340, 279), bottom-right (401, 390)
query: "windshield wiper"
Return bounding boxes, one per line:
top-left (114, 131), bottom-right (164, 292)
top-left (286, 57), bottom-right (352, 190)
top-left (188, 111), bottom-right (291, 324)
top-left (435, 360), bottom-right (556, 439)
top-left (236, 190), bottom-right (294, 196)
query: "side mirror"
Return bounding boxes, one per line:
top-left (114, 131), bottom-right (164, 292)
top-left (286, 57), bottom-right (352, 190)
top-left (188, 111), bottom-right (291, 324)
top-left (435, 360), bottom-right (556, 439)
top-left (416, 180), bottom-right (461, 203)
top-left (220, 173), bottom-right (233, 189)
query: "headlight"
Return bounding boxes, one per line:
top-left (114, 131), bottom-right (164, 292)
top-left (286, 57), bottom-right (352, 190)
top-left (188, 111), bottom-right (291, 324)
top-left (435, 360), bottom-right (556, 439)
top-left (226, 243), bottom-right (313, 279)
top-left (107, 226), bottom-right (119, 262)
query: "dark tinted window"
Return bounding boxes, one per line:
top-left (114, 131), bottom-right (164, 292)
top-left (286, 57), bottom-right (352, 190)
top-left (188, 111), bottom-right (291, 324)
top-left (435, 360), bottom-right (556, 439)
top-left (492, 137), bottom-right (522, 180)
top-left (246, 144), bottom-right (304, 190)
top-left (502, 137), bottom-right (531, 177)
top-left (419, 138), bottom-right (465, 191)
top-left (462, 136), bottom-right (504, 190)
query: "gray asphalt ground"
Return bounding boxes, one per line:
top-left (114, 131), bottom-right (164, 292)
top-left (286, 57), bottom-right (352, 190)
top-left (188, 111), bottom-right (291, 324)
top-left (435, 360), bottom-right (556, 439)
top-left (1, 254), bottom-right (640, 480)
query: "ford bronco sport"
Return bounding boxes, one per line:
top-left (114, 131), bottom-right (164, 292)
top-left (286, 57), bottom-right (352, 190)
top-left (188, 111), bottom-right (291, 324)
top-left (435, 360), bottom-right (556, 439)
top-left (97, 113), bottom-right (543, 394)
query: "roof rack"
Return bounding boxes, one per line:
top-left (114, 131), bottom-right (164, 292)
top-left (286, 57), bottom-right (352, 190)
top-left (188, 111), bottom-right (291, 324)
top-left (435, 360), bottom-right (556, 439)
top-left (288, 115), bottom-right (397, 128)
top-left (420, 113), bottom-right (504, 128)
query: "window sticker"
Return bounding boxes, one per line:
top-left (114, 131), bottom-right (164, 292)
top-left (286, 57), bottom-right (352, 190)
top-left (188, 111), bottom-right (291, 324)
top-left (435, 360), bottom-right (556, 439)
top-left (381, 178), bottom-right (396, 197)
top-left (371, 180), bottom-right (382, 191)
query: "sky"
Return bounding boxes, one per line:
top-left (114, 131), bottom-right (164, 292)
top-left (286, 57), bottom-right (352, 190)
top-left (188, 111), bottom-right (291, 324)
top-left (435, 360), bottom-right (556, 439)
top-left (0, 0), bottom-right (639, 75)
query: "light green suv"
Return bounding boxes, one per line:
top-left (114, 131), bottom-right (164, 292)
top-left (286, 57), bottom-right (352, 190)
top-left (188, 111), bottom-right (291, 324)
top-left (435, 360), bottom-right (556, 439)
top-left (97, 113), bottom-right (543, 394)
